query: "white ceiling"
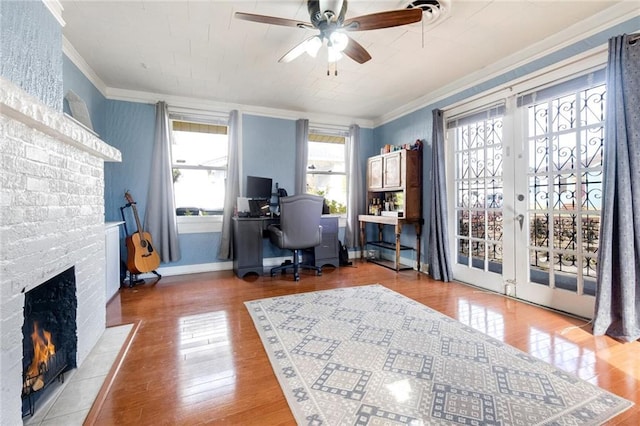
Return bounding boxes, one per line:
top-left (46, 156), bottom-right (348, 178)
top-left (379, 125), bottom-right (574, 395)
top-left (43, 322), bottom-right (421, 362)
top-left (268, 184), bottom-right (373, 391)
top-left (59, 0), bottom-right (635, 124)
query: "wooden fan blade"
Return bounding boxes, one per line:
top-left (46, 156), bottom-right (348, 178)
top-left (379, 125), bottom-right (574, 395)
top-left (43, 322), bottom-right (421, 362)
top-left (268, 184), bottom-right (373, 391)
top-left (279, 36), bottom-right (316, 63)
top-left (343, 8), bottom-right (422, 31)
top-left (234, 12), bottom-right (313, 29)
top-left (343, 36), bottom-right (372, 64)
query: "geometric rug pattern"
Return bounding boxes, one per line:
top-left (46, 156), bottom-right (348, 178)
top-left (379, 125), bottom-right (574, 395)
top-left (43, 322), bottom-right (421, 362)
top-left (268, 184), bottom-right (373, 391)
top-left (245, 285), bottom-right (632, 425)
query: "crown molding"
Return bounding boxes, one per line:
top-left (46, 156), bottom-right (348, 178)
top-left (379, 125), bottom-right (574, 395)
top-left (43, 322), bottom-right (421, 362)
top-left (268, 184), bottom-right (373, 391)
top-left (42, 0), bottom-right (65, 27)
top-left (105, 87), bottom-right (374, 128)
top-left (62, 36), bottom-right (373, 129)
top-left (374, 2), bottom-right (640, 127)
top-left (62, 36), bottom-right (108, 96)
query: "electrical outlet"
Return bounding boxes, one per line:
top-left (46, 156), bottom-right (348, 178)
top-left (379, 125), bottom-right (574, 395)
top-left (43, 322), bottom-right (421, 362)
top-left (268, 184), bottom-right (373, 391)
top-left (504, 279), bottom-right (516, 297)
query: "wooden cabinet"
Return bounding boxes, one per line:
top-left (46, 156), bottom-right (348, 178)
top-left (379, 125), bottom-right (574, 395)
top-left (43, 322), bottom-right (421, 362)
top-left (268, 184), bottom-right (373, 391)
top-left (366, 149), bottom-right (421, 220)
top-left (361, 149), bottom-right (423, 271)
top-left (383, 150), bottom-right (402, 188)
top-left (367, 155), bottom-right (383, 189)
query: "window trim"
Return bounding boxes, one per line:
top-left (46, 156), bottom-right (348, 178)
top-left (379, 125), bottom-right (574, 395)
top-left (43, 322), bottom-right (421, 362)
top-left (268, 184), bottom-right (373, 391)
top-left (169, 111), bottom-right (229, 231)
top-left (444, 48), bottom-right (607, 118)
top-left (306, 127), bottom-right (349, 217)
top-left (177, 215), bottom-right (223, 234)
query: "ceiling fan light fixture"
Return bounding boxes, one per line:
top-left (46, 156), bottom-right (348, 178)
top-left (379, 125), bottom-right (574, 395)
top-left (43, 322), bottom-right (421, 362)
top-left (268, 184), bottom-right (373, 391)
top-left (327, 45), bottom-right (343, 62)
top-left (329, 31), bottom-right (349, 52)
top-left (319, 0), bottom-right (344, 21)
top-left (238, 0), bottom-right (422, 67)
top-left (305, 36), bottom-right (323, 57)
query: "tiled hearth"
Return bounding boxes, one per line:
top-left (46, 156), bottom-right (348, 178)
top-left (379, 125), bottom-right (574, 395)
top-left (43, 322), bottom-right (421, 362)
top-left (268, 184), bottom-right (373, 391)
top-left (24, 324), bottom-right (133, 426)
top-left (0, 77), bottom-right (121, 425)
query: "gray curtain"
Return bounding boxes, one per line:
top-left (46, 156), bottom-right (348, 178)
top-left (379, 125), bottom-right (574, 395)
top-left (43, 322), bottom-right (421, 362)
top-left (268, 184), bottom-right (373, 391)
top-left (344, 124), bottom-right (363, 248)
top-left (593, 34), bottom-right (640, 342)
top-left (144, 101), bottom-right (181, 263)
top-left (427, 109), bottom-right (453, 281)
top-left (218, 110), bottom-right (240, 260)
top-left (295, 119), bottom-right (309, 194)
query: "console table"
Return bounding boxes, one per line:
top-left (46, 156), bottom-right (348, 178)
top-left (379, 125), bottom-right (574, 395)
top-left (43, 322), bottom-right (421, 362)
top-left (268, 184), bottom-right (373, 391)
top-left (233, 216), bottom-right (339, 278)
top-left (358, 214), bottom-right (422, 272)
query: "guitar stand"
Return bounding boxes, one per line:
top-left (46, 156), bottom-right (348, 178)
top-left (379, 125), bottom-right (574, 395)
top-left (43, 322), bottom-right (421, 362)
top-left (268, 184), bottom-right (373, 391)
top-left (124, 272), bottom-right (145, 288)
top-left (120, 203), bottom-right (163, 288)
top-left (124, 270), bottom-right (161, 288)
top-left (148, 270), bottom-right (162, 284)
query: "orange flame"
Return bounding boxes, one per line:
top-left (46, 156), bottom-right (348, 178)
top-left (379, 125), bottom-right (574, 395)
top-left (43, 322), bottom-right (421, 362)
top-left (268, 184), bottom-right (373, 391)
top-left (25, 322), bottom-right (55, 383)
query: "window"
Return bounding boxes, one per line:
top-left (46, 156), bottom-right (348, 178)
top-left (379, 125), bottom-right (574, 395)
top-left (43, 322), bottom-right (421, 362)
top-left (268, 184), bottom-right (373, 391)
top-left (306, 130), bottom-right (347, 214)
top-left (170, 119), bottom-right (228, 216)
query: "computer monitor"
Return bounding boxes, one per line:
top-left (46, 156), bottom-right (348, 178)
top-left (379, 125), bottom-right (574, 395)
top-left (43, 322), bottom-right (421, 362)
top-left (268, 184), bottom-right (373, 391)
top-left (246, 175), bottom-right (272, 200)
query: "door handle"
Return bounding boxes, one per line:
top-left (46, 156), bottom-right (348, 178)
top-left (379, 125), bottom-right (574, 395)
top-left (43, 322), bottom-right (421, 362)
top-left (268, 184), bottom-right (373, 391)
top-left (516, 214), bottom-right (524, 230)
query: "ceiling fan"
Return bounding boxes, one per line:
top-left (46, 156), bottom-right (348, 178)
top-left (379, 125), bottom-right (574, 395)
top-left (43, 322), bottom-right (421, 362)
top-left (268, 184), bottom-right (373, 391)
top-left (235, 0), bottom-right (422, 69)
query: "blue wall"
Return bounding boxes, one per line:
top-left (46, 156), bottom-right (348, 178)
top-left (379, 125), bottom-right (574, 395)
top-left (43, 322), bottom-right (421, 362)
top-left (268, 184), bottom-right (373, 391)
top-left (103, 100), bottom-right (156, 223)
top-left (63, 56), bottom-right (107, 135)
top-left (0, 0), bottom-right (63, 110)
top-left (167, 233), bottom-right (223, 267)
top-left (242, 115), bottom-right (297, 194)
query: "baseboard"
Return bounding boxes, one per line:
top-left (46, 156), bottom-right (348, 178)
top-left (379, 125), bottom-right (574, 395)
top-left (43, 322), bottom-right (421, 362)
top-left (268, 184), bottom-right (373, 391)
top-left (136, 261), bottom-right (232, 278)
top-left (137, 257), bottom-right (293, 278)
top-left (136, 251), bottom-right (364, 279)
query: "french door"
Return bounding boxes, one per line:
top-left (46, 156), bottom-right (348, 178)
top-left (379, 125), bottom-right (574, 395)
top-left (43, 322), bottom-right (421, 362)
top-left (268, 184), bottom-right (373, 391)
top-left (447, 75), bottom-right (606, 319)
top-left (447, 107), bottom-right (507, 294)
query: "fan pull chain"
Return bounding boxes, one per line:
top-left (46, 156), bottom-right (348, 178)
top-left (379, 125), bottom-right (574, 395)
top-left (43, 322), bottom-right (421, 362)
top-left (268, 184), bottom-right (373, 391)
top-left (327, 61), bottom-right (338, 76)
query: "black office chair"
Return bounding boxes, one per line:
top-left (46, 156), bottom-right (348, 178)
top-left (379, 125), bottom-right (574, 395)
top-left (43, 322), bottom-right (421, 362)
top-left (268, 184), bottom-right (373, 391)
top-left (268, 194), bottom-right (323, 281)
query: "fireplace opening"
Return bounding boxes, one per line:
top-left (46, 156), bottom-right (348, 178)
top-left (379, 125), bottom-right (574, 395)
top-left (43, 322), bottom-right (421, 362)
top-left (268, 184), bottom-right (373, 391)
top-left (22, 267), bottom-right (78, 417)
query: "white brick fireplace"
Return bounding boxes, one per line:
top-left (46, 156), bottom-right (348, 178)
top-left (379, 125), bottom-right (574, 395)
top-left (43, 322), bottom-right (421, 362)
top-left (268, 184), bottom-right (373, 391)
top-left (0, 77), bottom-right (121, 425)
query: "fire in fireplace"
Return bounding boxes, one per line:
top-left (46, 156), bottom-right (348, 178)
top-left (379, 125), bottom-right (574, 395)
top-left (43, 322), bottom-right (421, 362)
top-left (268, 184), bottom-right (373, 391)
top-left (23, 321), bottom-right (57, 392)
top-left (22, 267), bottom-right (78, 417)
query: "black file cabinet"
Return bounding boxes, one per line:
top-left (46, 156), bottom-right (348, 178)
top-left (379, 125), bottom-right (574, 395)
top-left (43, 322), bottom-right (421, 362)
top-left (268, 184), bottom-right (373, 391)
top-left (305, 216), bottom-right (339, 268)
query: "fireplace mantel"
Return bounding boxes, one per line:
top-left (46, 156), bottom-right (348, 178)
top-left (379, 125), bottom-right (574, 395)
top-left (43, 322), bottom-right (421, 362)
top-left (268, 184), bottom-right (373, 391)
top-left (0, 77), bottom-right (121, 163)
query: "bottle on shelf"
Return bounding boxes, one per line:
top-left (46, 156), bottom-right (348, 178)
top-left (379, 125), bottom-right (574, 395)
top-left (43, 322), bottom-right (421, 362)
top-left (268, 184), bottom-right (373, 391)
top-left (370, 197), bottom-right (383, 216)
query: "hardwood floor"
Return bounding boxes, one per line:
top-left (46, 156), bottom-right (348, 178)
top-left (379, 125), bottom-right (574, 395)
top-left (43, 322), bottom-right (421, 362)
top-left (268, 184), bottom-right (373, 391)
top-left (96, 261), bottom-right (640, 425)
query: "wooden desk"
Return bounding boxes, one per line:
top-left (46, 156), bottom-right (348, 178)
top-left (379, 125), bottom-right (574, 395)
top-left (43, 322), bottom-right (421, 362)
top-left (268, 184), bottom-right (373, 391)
top-left (233, 216), bottom-right (339, 278)
top-left (358, 214), bottom-right (422, 272)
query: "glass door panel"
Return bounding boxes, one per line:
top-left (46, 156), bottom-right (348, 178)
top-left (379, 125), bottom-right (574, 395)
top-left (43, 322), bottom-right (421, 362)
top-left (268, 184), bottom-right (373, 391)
top-left (451, 114), bottom-right (505, 293)
top-left (515, 83), bottom-right (605, 318)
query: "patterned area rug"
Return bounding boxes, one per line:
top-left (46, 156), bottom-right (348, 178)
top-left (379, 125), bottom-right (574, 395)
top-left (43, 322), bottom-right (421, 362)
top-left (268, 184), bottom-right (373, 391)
top-left (245, 284), bottom-right (632, 425)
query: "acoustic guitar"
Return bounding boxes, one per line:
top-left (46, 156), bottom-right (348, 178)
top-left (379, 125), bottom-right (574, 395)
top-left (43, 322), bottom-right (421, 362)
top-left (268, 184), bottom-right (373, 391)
top-left (124, 191), bottom-right (160, 274)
